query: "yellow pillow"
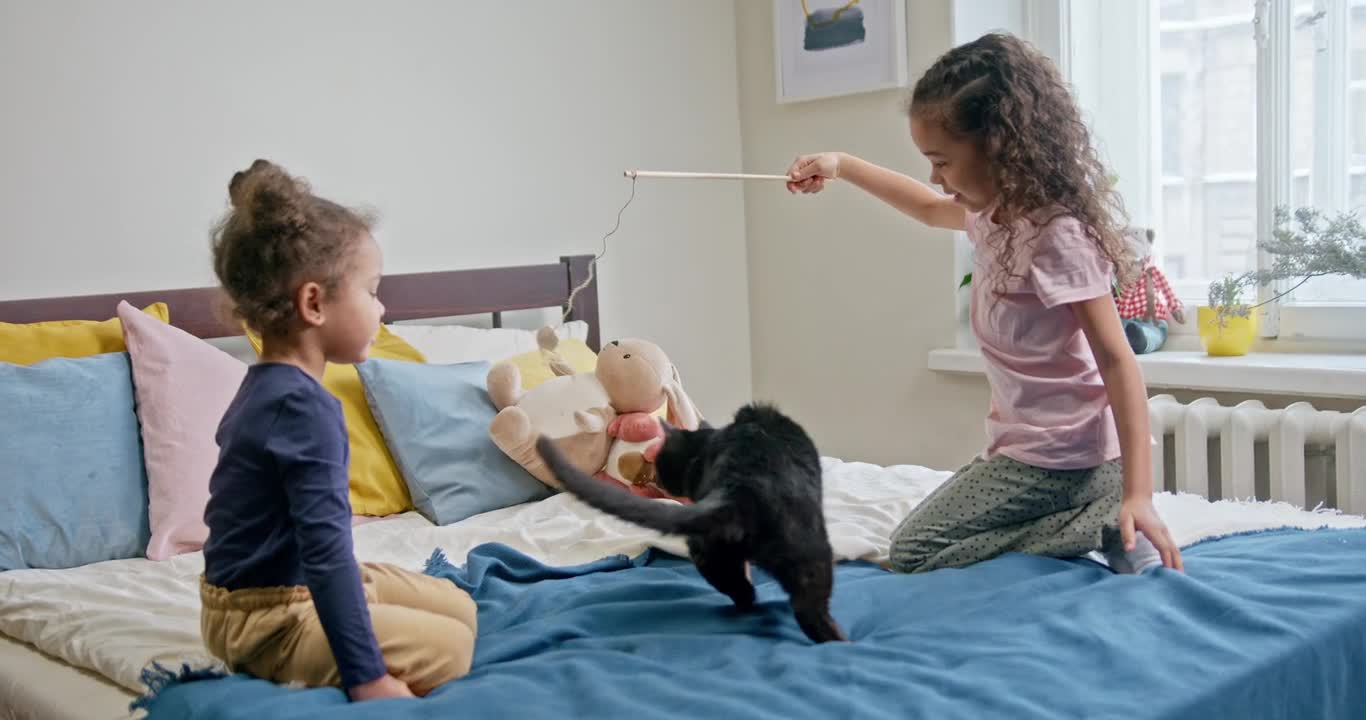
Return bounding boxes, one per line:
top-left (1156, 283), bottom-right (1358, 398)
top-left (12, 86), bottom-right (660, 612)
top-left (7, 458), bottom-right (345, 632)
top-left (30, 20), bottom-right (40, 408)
top-left (246, 325), bottom-right (425, 517)
top-left (501, 340), bottom-right (667, 419)
top-left (501, 338), bottom-right (599, 389)
top-left (0, 303), bottom-right (169, 365)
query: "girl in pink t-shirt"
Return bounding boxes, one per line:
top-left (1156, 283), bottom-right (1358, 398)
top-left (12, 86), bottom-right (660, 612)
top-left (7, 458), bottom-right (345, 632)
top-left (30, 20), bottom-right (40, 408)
top-left (787, 33), bottom-right (1183, 575)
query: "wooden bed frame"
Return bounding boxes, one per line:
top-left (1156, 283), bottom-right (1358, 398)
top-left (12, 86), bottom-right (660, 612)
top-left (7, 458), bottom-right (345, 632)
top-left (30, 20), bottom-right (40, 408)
top-left (0, 254), bottom-right (601, 351)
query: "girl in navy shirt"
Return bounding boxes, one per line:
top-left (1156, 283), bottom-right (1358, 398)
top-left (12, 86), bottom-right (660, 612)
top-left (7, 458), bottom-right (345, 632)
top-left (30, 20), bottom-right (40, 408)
top-left (201, 160), bottom-right (476, 702)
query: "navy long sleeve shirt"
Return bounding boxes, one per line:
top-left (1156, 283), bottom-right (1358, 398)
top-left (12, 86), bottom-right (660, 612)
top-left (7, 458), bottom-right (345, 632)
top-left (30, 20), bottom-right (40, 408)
top-left (203, 363), bottom-right (385, 690)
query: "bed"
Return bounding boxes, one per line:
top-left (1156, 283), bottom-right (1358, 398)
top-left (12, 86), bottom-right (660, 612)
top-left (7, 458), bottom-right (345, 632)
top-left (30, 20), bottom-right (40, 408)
top-left (2, 256), bottom-right (1364, 720)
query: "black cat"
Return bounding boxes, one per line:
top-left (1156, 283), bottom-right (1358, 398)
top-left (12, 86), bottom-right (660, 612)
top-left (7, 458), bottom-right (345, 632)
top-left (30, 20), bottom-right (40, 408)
top-left (534, 403), bottom-right (845, 643)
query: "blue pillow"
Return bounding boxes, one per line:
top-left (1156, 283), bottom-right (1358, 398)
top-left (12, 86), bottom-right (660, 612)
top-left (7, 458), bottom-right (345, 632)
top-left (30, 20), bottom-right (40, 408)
top-left (357, 358), bottom-right (553, 525)
top-left (0, 352), bottom-right (150, 571)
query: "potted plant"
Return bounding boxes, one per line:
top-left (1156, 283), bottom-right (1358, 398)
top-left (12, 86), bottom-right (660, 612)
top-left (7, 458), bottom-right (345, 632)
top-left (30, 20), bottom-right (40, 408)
top-left (1201, 273), bottom-right (1260, 356)
top-left (1202, 206), bottom-right (1366, 356)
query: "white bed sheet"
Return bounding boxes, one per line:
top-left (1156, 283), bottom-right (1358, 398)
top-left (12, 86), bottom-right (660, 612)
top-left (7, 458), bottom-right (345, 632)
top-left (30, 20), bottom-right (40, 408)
top-left (0, 634), bottom-right (134, 720)
top-left (2, 458), bottom-right (1362, 709)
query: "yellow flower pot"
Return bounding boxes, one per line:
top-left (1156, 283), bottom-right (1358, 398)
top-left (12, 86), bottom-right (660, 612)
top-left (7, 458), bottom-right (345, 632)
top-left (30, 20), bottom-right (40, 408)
top-left (1198, 306), bottom-right (1257, 357)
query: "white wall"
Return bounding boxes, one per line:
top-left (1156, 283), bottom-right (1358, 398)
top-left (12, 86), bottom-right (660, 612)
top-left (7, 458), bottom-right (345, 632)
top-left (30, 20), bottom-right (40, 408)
top-left (735, 0), bottom-right (991, 470)
top-left (0, 0), bottom-right (752, 419)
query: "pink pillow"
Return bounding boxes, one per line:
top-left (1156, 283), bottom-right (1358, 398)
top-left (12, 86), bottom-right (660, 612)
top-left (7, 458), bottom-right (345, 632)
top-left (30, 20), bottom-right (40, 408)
top-left (118, 301), bottom-right (247, 560)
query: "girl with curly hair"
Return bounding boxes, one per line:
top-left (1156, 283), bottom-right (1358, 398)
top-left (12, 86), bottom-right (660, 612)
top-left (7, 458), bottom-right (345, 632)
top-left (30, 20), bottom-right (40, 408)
top-left (787, 33), bottom-right (1183, 575)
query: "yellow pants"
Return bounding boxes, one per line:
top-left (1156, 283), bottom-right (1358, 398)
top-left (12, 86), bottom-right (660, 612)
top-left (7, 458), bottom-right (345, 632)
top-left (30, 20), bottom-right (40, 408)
top-left (200, 563), bottom-right (477, 695)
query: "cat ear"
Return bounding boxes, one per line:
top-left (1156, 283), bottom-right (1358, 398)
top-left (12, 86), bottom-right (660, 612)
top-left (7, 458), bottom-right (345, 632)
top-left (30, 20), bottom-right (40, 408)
top-left (697, 419), bottom-right (713, 430)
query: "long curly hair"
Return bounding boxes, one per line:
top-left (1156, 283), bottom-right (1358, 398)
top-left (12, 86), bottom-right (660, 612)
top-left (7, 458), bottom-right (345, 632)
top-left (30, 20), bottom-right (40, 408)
top-left (910, 33), bottom-right (1136, 295)
top-left (210, 160), bottom-right (375, 338)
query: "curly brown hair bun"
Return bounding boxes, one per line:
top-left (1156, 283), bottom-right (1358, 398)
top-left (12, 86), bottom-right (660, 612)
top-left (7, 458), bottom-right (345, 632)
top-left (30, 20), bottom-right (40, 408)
top-left (211, 159), bottom-right (375, 338)
top-left (910, 33), bottom-right (1137, 293)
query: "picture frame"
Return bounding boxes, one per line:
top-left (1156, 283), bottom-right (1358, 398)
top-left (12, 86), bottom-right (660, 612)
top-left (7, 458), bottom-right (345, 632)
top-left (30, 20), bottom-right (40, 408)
top-left (773, 0), bottom-right (909, 104)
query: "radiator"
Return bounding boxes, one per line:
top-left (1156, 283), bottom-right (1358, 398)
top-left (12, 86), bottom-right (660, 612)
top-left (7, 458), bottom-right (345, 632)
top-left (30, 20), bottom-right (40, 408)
top-left (1148, 395), bottom-right (1366, 514)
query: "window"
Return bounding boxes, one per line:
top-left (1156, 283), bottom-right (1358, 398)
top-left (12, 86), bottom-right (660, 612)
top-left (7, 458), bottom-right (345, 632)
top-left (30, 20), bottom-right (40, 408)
top-left (1070, 0), bottom-right (1366, 341)
top-left (1157, 5), bottom-right (1259, 299)
top-left (1285, 0), bottom-right (1366, 303)
top-left (1159, 73), bottom-right (1184, 177)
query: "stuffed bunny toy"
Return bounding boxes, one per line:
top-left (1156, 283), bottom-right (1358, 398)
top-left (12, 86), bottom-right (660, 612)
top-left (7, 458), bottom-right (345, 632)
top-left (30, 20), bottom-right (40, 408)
top-left (487, 328), bottom-right (701, 490)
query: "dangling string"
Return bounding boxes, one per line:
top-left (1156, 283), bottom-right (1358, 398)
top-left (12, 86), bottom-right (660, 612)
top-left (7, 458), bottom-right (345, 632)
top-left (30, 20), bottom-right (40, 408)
top-left (562, 174), bottom-right (637, 323)
top-left (561, 169), bottom-right (787, 324)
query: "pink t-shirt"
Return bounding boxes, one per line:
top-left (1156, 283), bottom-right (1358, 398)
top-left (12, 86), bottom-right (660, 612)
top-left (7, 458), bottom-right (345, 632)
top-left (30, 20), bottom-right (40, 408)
top-left (968, 209), bottom-right (1120, 470)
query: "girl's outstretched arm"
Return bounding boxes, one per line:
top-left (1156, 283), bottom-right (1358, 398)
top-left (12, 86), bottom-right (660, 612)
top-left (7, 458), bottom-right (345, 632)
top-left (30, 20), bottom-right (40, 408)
top-left (787, 152), bottom-right (967, 231)
top-left (1073, 295), bottom-right (1184, 571)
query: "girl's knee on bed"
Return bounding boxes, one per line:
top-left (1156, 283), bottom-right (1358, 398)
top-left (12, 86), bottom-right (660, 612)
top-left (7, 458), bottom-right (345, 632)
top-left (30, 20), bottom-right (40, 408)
top-left (361, 562), bottom-right (478, 633)
top-left (369, 604), bottom-right (476, 695)
top-left (887, 455), bottom-right (1122, 574)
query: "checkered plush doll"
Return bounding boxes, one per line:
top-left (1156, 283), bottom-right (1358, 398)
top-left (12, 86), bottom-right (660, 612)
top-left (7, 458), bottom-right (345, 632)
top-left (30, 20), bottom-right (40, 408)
top-left (1115, 228), bottom-right (1184, 354)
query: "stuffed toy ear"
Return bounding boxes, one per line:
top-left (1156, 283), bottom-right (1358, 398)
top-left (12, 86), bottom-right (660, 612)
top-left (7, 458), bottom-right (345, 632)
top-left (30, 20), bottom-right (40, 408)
top-left (663, 364), bottom-right (701, 430)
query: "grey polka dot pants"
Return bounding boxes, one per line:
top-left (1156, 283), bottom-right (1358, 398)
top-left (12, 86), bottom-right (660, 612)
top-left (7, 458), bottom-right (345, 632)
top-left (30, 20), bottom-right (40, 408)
top-left (889, 455), bottom-right (1123, 574)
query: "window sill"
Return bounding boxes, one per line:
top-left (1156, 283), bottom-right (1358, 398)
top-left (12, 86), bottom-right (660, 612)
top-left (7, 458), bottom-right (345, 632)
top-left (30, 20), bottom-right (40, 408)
top-left (927, 347), bottom-right (1366, 400)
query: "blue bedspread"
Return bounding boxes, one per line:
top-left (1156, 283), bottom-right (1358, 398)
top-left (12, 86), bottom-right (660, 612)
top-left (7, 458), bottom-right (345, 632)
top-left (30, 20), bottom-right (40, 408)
top-left (142, 529), bottom-right (1366, 720)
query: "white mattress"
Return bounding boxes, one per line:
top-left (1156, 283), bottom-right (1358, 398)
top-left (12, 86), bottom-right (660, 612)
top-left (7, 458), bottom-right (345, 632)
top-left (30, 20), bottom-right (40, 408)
top-left (2, 458), bottom-right (1362, 718)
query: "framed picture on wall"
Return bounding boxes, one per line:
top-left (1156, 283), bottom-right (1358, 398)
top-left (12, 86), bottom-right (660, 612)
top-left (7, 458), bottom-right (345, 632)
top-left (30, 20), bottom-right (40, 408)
top-left (773, 0), bottom-right (908, 103)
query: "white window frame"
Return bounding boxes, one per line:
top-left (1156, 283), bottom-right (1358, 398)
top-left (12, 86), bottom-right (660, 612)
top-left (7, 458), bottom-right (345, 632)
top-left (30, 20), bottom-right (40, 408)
top-left (949, 0), bottom-right (1366, 349)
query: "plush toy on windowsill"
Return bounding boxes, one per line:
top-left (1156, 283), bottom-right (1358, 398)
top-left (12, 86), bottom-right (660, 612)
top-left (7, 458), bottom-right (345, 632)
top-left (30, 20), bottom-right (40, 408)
top-left (1115, 227), bottom-right (1185, 354)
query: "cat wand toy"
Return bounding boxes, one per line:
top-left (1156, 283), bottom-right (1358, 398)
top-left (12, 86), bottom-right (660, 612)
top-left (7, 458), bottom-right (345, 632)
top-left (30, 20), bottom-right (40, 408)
top-left (624, 170), bottom-right (791, 181)
top-left (563, 169), bottom-right (791, 321)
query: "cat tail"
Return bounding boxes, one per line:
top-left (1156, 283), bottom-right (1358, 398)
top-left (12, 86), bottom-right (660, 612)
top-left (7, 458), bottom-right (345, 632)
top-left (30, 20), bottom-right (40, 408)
top-left (534, 435), bottom-right (720, 535)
